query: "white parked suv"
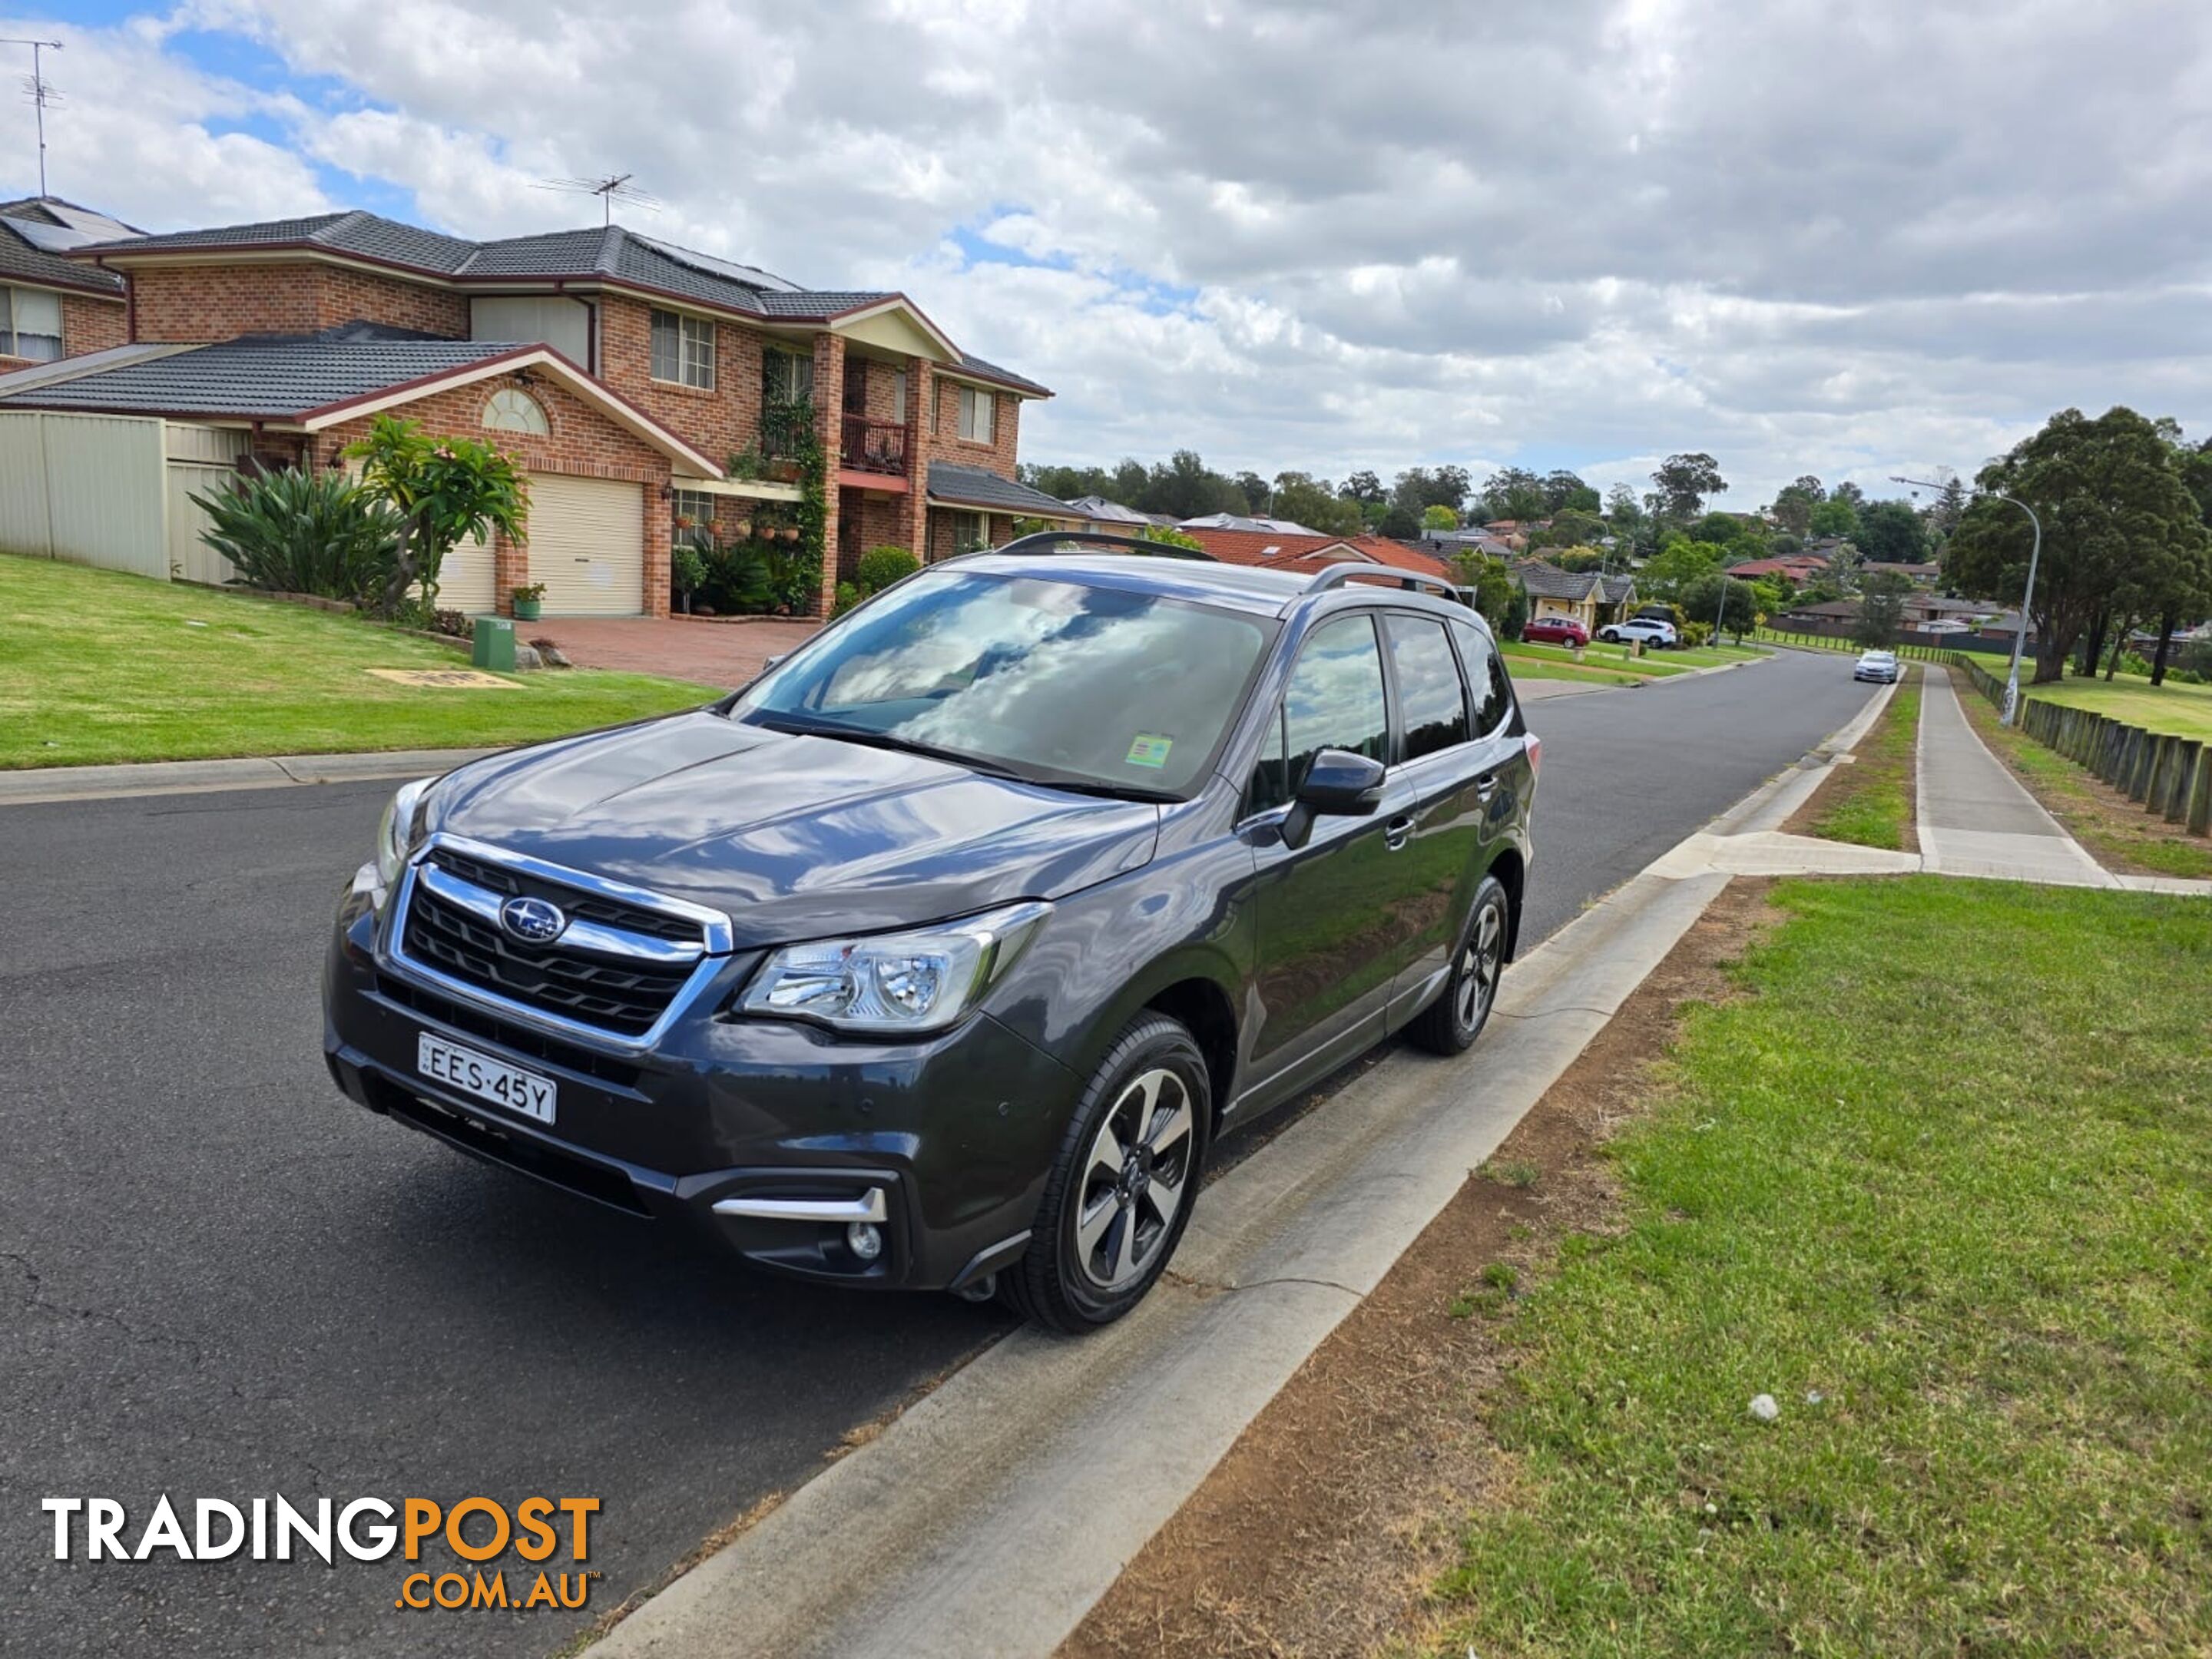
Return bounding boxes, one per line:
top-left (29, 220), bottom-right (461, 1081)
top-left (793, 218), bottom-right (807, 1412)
top-left (1598, 618), bottom-right (1678, 649)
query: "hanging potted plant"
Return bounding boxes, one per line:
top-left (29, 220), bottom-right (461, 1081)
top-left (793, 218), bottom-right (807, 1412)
top-left (732, 516), bottom-right (753, 539)
top-left (511, 581), bottom-right (547, 621)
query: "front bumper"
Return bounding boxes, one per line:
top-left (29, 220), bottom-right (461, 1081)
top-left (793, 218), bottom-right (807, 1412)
top-left (323, 894), bottom-right (1081, 1292)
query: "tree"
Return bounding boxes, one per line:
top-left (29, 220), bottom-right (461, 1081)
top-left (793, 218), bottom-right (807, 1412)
top-left (1542, 470), bottom-right (1600, 513)
top-left (1690, 509), bottom-right (1747, 548)
top-left (1233, 471), bottom-right (1271, 515)
top-left (2134, 433), bottom-right (2212, 684)
top-left (1527, 507), bottom-right (1608, 552)
top-left (1553, 545), bottom-right (1608, 574)
top-left (1945, 406), bottom-right (2210, 684)
top-left (1377, 503), bottom-right (1421, 539)
top-left (1650, 453), bottom-right (1727, 522)
top-left (1271, 472), bottom-right (1364, 536)
top-left (1855, 571), bottom-right (1912, 647)
top-left (1604, 482), bottom-right (1643, 531)
top-left (1684, 571), bottom-right (1759, 641)
top-left (1769, 479), bottom-right (1821, 537)
top-left (345, 415), bottom-right (528, 616)
top-left (1392, 465), bottom-right (1472, 515)
top-left (1853, 498), bottom-right (1928, 565)
top-left (1482, 466), bottom-right (1548, 522)
top-left (1639, 538), bottom-right (1726, 601)
top-left (1808, 497), bottom-right (1859, 539)
top-left (1340, 469), bottom-right (1385, 506)
top-left (1449, 550), bottom-right (1516, 627)
top-left (1144, 449), bottom-right (1239, 520)
top-left (1831, 480), bottom-right (1866, 508)
top-left (1137, 523), bottom-right (1204, 551)
top-left (1422, 504), bottom-right (1460, 531)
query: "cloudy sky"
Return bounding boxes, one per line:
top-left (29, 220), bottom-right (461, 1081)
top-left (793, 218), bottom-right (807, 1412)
top-left (5, 0), bottom-right (2208, 504)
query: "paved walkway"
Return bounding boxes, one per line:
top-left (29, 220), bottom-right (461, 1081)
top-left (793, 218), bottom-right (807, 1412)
top-left (531, 616), bottom-right (820, 685)
top-left (1915, 669), bottom-right (2116, 887)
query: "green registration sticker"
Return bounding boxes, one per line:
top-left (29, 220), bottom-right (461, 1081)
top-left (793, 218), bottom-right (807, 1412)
top-left (1124, 733), bottom-right (1174, 769)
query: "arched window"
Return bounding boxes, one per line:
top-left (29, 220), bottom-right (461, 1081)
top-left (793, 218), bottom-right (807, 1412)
top-left (482, 388), bottom-right (549, 435)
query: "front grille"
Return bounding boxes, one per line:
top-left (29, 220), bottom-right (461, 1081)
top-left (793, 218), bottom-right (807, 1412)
top-left (427, 847), bottom-right (700, 942)
top-left (398, 855), bottom-right (709, 1038)
top-left (375, 975), bottom-right (644, 1088)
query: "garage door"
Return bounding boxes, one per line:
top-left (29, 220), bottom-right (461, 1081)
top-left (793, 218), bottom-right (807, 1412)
top-left (437, 529), bottom-right (496, 614)
top-left (526, 473), bottom-right (644, 616)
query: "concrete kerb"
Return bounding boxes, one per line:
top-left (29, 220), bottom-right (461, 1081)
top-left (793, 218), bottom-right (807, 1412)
top-left (582, 693), bottom-right (1889, 1659)
top-left (0, 748), bottom-right (500, 807)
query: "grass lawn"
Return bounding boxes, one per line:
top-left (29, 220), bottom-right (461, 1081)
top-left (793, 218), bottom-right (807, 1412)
top-left (1508, 641), bottom-right (1691, 677)
top-left (1433, 877), bottom-right (2212, 1656)
top-left (0, 555), bottom-right (720, 769)
top-left (1504, 656), bottom-right (1647, 687)
top-left (1757, 628), bottom-right (1989, 667)
top-left (2011, 674), bottom-right (2212, 743)
top-left (1802, 671), bottom-right (1919, 850)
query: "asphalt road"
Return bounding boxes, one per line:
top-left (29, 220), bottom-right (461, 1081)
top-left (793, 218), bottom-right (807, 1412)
top-left (0, 647), bottom-right (1873, 1657)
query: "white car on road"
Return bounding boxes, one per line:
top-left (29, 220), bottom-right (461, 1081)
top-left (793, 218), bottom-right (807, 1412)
top-left (1598, 618), bottom-right (1678, 649)
top-left (1853, 649), bottom-right (1902, 684)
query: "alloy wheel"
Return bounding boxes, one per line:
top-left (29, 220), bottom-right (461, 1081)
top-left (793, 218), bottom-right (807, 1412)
top-left (1073, 1067), bottom-right (1195, 1290)
top-left (1455, 901), bottom-right (1505, 1031)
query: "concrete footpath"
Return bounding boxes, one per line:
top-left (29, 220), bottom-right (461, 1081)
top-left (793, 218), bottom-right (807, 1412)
top-left (1916, 669), bottom-right (2115, 887)
top-left (0, 747), bottom-right (495, 806)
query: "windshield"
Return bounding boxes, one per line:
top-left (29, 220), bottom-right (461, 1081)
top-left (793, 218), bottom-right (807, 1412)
top-left (730, 569), bottom-right (1276, 796)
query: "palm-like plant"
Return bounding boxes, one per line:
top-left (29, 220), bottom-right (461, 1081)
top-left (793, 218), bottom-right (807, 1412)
top-left (192, 468), bottom-right (406, 604)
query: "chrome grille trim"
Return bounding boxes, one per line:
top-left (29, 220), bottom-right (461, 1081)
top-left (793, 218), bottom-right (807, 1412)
top-left (415, 862), bottom-right (707, 966)
top-left (381, 833), bottom-right (733, 1052)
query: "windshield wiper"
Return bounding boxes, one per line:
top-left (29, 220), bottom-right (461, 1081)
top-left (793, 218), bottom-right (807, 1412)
top-left (750, 714), bottom-right (1176, 802)
top-left (749, 714), bottom-right (1029, 780)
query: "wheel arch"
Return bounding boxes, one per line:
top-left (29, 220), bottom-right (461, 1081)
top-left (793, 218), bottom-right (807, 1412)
top-left (1486, 843), bottom-right (1528, 962)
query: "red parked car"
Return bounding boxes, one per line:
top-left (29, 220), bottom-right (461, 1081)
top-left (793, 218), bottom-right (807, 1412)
top-left (1521, 614), bottom-right (1588, 647)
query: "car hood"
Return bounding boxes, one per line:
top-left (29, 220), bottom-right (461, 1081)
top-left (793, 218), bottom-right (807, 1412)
top-left (423, 711), bottom-right (1161, 945)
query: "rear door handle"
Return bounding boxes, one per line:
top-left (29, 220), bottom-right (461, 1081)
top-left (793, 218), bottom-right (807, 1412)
top-left (1384, 814), bottom-right (1414, 850)
top-left (1475, 773), bottom-right (1500, 801)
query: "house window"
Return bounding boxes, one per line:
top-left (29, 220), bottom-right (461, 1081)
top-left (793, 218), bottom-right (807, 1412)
top-left (892, 368), bottom-right (908, 421)
top-left (481, 388), bottom-right (549, 435)
top-left (650, 309), bottom-right (715, 389)
top-left (763, 347), bottom-right (814, 403)
top-left (671, 488), bottom-right (716, 549)
top-left (956, 386), bottom-right (995, 444)
top-left (0, 285), bottom-right (63, 362)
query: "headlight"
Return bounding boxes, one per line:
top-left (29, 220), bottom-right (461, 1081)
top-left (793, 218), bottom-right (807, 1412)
top-left (737, 902), bottom-right (1050, 1035)
top-left (373, 777), bottom-right (435, 892)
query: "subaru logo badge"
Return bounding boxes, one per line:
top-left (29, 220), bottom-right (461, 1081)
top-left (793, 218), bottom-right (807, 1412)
top-left (499, 896), bottom-right (567, 944)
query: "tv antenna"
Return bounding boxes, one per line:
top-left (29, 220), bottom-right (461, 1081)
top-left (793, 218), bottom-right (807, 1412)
top-left (533, 174), bottom-right (660, 227)
top-left (2, 38), bottom-right (61, 196)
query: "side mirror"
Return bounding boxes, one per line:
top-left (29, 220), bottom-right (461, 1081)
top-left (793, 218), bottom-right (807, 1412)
top-left (1296, 748), bottom-right (1387, 816)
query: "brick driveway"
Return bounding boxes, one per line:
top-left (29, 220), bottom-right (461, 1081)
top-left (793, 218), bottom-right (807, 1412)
top-left (527, 617), bottom-right (821, 688)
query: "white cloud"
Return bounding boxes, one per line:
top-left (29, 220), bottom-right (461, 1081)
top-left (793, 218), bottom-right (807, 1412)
top-left (5, 0), bottom-right (2209, 502)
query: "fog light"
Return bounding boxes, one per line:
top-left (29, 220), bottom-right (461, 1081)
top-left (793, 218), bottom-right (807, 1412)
top-left (846, 1221), bottom-right (883, 1262)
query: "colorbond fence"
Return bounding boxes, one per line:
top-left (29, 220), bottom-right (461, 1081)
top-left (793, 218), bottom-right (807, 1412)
top-left (0, 410), bottom-right (244, 584)
top-left (1757, 629), bottom-right (1981, 663)
top-left (1953, 656), bottom-right (2211, 837)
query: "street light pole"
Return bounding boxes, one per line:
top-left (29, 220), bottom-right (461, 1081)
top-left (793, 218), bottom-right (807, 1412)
top-left (1892, 473), bottom-right (2042, 727)
top-left (1712, 568), bottom-right (1731, 644)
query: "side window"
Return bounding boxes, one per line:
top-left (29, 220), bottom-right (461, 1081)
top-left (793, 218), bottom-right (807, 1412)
top-left (1450, 618), bottom-right (1512, 735)
top-left (1283, 614), bottom-right (1389, 790)
top-left (1383, 614), bottom-right (1469, 760)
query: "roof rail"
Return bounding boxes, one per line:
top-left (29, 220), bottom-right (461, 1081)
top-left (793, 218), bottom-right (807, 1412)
top-left (986, 529), bottom-right (1217, 563)
top-left (1303, 562), bottom-right (1460, 599)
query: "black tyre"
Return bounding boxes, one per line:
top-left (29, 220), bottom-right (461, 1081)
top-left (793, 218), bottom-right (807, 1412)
top-left (1001, 1012), bottom-right (1210, 1333)
top-left (1407, 875), bottom-right (1510, 1055)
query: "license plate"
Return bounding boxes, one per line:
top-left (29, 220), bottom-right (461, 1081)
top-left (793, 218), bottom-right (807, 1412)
top-left (416, 1033), bottom-right (557, 1125)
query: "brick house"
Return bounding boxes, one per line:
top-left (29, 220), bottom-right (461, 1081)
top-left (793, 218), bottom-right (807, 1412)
top-left (0, 198), bottom-right (134, 374)
top-left (1, 208), bottom-right (1071, 617)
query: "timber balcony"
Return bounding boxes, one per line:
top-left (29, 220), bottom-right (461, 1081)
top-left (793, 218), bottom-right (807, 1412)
top-left (841, 416), bottom-right (909, 478)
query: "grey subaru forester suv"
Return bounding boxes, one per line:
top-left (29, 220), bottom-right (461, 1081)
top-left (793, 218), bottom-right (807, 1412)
top-left (323, 535), bottom-right (1538, 1330)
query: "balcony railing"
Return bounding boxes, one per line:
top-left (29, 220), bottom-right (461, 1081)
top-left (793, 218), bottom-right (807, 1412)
top-left (841, 416), bottom-right (909, 478)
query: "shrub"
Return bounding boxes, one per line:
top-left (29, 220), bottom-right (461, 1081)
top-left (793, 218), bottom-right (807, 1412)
top-left (1683, 620), bottom-right (1714, 647)
top-left (671, 544), bottom-right (709, 601)
top-left (696, 541), bottom-right (775, 614)
top-left (2114, 651), bottom-right (2152, 678)
top-left (192, 468), bottom-right (405, 604)
top-left (831, 580), bottom-right (862, 618)
top-left (856, 544), bottom-right (920, 596)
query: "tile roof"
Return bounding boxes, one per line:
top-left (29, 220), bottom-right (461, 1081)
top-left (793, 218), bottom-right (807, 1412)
top-left (0, 333), bottom-right (518, 418)
top-left (926, 462), bottom-right (1079, 518)
top-left (1175, 527), bottom-right (1452, 579)
top-left (0, 196), bottom-right (132, 295)
top-left (1514, 561), bottom-right (1604, 601)
top-left (68, 210), bottom-right (1050, 394)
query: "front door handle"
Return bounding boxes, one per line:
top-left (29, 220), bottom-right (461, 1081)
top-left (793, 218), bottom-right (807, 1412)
top-left (1384, 814), bottom-right (1414, 851)
top-left (1475, 773), bottom-right (1500, 802)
